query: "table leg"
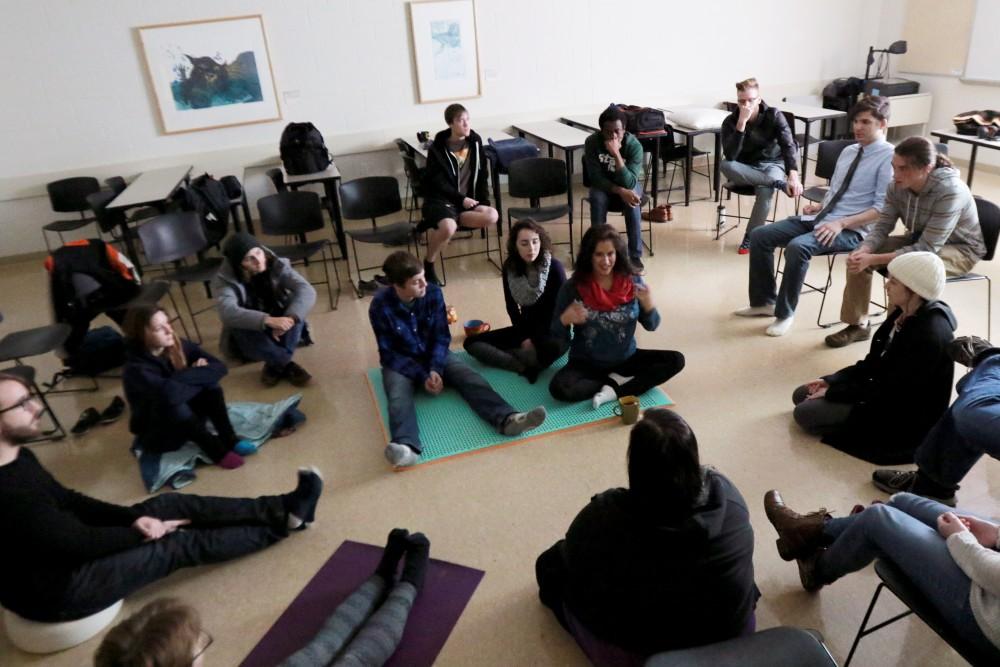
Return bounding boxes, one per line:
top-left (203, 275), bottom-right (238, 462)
top-left (323, 179), bottom-right (347, 259)
top-left (652, 136), bottom-right (660, 207)
top-left (120, 218), bottom-right (142, 277)
top-left (566, 148), bottom-right (575, 238)
top-left (968, 144), bottom-right (978, 188)
top-left (800, 120), bottom-right (812, 189)
top-left (713, 132), bottom-right (722, 202)
top-left (684, 135), bottom-right (693, 207)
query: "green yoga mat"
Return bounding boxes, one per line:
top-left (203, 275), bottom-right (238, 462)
top-left (366, 351), bottom-right (674, 468)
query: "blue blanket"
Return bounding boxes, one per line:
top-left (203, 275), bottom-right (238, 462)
top-left (132, 394), bottom-right (306, 492)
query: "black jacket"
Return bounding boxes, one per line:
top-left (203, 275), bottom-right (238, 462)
top-left (544, 470), bottom-right (758, 655)
top-left (423, 128), bottom-right (490, 208)
top-left (721, 101), bottom-right (799, 173)
top-left (122, 339), bottom-right (228, 438)
top-left (821, 300), bottom-right (957, 464)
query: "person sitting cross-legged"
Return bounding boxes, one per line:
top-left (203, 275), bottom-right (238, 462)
top-left (872, 336), bottom-right (1000, 506)
top-left (369, 251), bottom-right (547, 468)
top-left (764, 490), bottom-right (1000, 659)
top-left (734, 96), bottom-right (894, 337)
top-left (0, 371), bottom-right (323, 625)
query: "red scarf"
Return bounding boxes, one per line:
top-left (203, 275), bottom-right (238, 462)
top-left (577, 273), bottom-right (635, 312)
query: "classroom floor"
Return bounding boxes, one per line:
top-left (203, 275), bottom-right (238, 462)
top-left (2, 163), bottom-right (998, 667)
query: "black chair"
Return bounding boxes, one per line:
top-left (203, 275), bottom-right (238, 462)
top-left (645, 627), bottom-right (837, 667)
top-left (42, 177), bottom-right (101, 251)
top-left (86, 190), bottom-right (147, 267)
top-left (221, 175), bottom-right (255, 235)
top-left (265, 167), bottom-right (288, 194)
top-left (0, 365), bottom-right (67, 443)
top-left (256, 191), bottom-right (341, 309)
top-left (339, 177), bottom-right (415, 297)
top-left (846, 560), bottom-right (1000, 666)
top-left (395, 139), bottom-right (425, 221)
top-left (782, 110), bottom-right (823, 173)
top-left (580, 169), bottom-right (654, 258)
top-left (137, 212), bottom-right (223, 343)
top-left (644, 126), bottom-right (712, 205)
top-left (947, 196), bottom-right (999, 338)
top-left (802, 139), bottom-right (853, 204)
top-left (716, 183), bottom-right (780, 240)
top-left (506, 158), bottom-right (573, 262)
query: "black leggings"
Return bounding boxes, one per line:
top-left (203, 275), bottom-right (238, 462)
top-left (463, 326), bottom-right (566, 372)
top-left (144, 386), bottom-right (238, 462)
top-left (549, 349), bottom-right (685, 402)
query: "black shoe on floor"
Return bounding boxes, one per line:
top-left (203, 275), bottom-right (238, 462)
top-left (424, 261), bottom-right (442, 286)
top-left (630, 256), bottom-right (645, 272)
top-left (99, 396), bottom-right (126, 425)
top-left (358, 279), bottom-right (380, 295)
top-left (71, 408), bottom-right (102, 436)
top-left (284, 361), bottom-right (313, 387)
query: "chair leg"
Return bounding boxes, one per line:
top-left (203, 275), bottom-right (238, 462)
top-left (844, 582), bottom-right (913, 667)
top-left (349, 237), bottom-right (363, 299)
top-left (177, 283), bottom-right (202, 344)
top-left (987, 276), bottom-right (992, 340)
top-left (320, 246), bottom-right (335, 310)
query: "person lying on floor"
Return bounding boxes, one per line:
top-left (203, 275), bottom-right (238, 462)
top-left (463, 219), bottom-right (567, 383)
top-left (0, 371), bottom-right (323, 625)
top-left (214, 232), bottom-right (316, 387)
top-left (549, 224), bottom-right (684, 409)
top-left (764, 490), bottom-right (1000, 659)
top-left (95, 530), bottom-right (429, 667)
top-left (791, 251), bottom-right (955, 465)
top-left (369, 251), bottom-right (547, 468)
top-left (536, 409), bottom-right (758, 666)
top-left (872, 336), bottom-right (1000, 506)
top-left (123, 304), bottom-right (262, 470)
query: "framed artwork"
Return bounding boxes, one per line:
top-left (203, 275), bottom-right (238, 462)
top-left (408, 0), bottom-right (482, 103)
top-left (136, 15), bottom-right (281, 134)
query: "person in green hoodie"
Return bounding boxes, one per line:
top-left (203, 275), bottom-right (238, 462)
top-left (584, 106), bottom-right (646, 269)
top-left (827, 136), bottom-right (987, 348)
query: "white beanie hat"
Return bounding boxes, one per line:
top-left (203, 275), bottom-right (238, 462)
top-left (887, 251), bottom-right (945, 301)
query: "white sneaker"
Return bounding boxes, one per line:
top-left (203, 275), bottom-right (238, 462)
top-left (766, 317), bottom-right (794, 337)
top-left (734, 304), bottom-right (776, 317)
top-left (384, 442), bottom-right (419, 467)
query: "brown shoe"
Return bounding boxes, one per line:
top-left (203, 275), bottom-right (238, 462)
top-left (261, 365), bottom-right (283, 387)
top-left (764, 490), bottom-right (830, 561)
top-left (825, 323), bottom-right (871, 348)
top-left (284, 361), bottom-right (313, 387)
top-left (797, 549), bottom-right (826, 592)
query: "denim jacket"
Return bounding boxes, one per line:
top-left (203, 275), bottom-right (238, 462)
top-left (369, 283), bottom-right (451, 383)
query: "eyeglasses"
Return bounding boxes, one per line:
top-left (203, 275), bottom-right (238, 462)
top-left (0, 394), bottom-right (35, 415)
top-left (192, 630), bottom-right (213, 663)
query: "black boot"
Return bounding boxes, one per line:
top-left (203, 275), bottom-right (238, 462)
top-left (423, 261), bottom-right (441, 286)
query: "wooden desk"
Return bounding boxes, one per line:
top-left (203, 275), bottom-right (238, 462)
top-left (108, 164), bottom-right (192, 271)
top-left (511, 121), bottom-right (592, 230)
top-left (560, 114), bottom-right (668, 208)
top-left (931, 130), bottom-right (1000, 188)
top-left (282, 163), bottom-right (347, 258)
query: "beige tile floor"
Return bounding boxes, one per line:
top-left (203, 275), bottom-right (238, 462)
top-left (1, 163), bottom-right (998, 666)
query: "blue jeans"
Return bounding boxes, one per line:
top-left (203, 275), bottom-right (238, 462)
top-left (230, 321), bottom-right (304, 371)
top-left (720, 160), bottom-right (786, 233)
top-left (915, 353), bottom-right (1000, 487)
top-left (749, 216), bottom-right (862, 319)
top-left (381, 353), bottom-right (516, 452)
top-left (820, 493), bottom-right (996, 655)
top-left (589, 184), bottom-right (643, 260)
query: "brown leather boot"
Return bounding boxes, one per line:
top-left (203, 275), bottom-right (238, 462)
top-left (764, 490), bottom-right (830, 561)
top-left (797, 548), bottom-right (826, 592)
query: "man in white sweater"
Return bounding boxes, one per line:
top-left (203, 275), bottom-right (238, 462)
top-left (763, 490), bottom-right (1000, 658)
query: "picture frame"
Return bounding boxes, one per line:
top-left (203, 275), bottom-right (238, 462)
top-left (136, 15), bottom-right (282, 135)
top-left (408, 0), bottom-right (482, 104)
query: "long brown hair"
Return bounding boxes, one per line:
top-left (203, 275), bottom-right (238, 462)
top-left (505, 219), bottom-right (554, 276)
top-left (94, 598), bottom-right (202, 667)
top-left (572, 224), bottom-right (635, 279)
top-left (627, 409), bottom-right (703, 519)
top-left (123, 304), bottom-right (187, 370)
top-left (896, 136), bottom-right (952, 169)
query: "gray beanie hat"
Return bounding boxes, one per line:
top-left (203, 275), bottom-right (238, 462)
top-left (887, 251), bottom-right (945, 301)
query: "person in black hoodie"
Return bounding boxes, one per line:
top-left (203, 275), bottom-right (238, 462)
top-left (535, 409), bottom-right (758, 666)
top-left (463, 220), bottom-right (567, 382)
top-left (122, 303), bottom-right (255, 470)
top-left (418, 103), bottom-right (499, 285)
top-left (792, 252), bottom-right (956, 464)
top-left (0, 371), bottom-right (323, 623)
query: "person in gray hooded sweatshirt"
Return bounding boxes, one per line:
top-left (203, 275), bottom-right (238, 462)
top-left (213, 233), bottom-right (317, 387)
top-left (826, 136), bottom-right (986, 348)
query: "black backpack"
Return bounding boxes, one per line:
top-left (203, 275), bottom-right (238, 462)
top-left (183, 174), bottom-right (231, 245)
top-left (280, 122), bottom-right (332, 175)
top-left (615, 104), bottom-right (667, 135)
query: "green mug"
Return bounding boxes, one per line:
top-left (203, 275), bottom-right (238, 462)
top-left (613, 395), bottom-right (640, 425)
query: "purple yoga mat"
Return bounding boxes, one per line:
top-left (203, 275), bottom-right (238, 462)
top-left (240, 540), bottom-right (485, 667)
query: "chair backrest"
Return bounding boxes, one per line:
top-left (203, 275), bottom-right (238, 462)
top-left (338, 176), bottom-right (403, 221)
top-left (137, 212), bottom-right (209, 265)
top-left (85, 190), bottom-right (127, 235)
top-left (265, 167), bottom-right (288, 193)
top-left (105, 176), bottom-right (127, 195)
top-left (815, 139), bottom-right (854, 181)
top-left (934, 142), bottom-right (949, 157)
top-left (219, 175), bottom-right (244, 201)
top-left (399, 154), bottom-right (424, 195)
top-left (394, 138), bottom-right (413, 158)
top-left (257, 191), bottom-right (326, 236)
top-left (47, 177), bottom-right (101, 213)
top-left (508, 158), bottom-right (568, 199)
top-left (974, 196), bottom-right (1000, 261)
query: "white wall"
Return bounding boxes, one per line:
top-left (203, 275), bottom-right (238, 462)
top-left (1, 0), bottom-right (881, 256)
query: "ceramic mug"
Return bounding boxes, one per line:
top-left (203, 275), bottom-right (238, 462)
top-left (463, 319), bottom-right (491, 337)
top-left (613, 395), bottom-right (640, 425)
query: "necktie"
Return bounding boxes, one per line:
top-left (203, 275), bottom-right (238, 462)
top-left (813, 145), bottom-right (864, 225)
